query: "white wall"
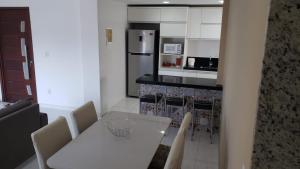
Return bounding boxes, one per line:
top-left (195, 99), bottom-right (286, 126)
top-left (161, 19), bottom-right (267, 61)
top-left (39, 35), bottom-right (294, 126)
top-left (0, 0), bottom-right (101, 113)
top-left (219, 0), bottom-right (271, 169)
top-left (29, 0), bottom-right (85, 109)
top-left (0, 0), bottom-right (28, 7)
top-left (80, 0), bottom-right (101, 114)
top-left (98, 0), bottom-right (127, 113)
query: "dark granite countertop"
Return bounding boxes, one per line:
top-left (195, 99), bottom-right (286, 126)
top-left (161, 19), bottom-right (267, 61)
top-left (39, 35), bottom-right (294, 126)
top-left (136, 74), bottom-right (223, 90)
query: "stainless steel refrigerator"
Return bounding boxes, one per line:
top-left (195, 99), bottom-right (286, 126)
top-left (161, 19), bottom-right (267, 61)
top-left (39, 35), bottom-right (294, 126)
top-left (127, 29), bottom-right (156, 97)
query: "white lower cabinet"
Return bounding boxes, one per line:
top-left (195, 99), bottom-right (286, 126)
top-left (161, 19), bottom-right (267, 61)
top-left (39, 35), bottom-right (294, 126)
top-left (159, 70), bottom-right (185, 77)
top-left (197, 71), bottom-right (218, 79)
top-left (159, 69), bottom-right (217, 79)
top-left (181, 71), bottom-right (198, 78)
top-left (160, 23), bottom-right (187, 37)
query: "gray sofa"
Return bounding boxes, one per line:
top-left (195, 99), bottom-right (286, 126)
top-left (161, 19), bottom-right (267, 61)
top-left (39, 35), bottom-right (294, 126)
top-left (0, 100), bottom-right (47, 169)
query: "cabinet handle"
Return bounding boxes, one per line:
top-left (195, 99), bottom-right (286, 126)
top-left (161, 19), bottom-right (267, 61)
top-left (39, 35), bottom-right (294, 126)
top-left (21, 38), bottom-right (30, 80)
top-left (26, 85), bottom-right (32, 96)
top-left (20, 21), bottom-right (25, 33)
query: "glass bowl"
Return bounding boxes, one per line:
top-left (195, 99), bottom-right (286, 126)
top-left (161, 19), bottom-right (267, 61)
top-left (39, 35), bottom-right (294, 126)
top-left (103, 116), bottom-right (132, 138)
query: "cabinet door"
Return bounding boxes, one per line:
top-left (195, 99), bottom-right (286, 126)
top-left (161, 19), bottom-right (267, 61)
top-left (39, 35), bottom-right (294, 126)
top-left (160, 7), bottom-right (188, 22)
top-left (187, 8), bottom-right (202, 38)
top-left (202, 7), bottom-right (223, 24)
top-left (127, 7), bottom-right (161, 22)
top-left (159, 70), bottom-right (184, 77)
top-left (160, 23), bottom-right (187, 37)
top-left (200, 24), bottom-right (222, 39)
top-left (197, 71), bottom-right (218, 79)
top-left (181, 71), bottom-right (198, 78)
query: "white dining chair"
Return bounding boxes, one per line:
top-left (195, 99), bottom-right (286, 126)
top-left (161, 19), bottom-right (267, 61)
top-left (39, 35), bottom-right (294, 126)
top-left (31, 117), bottom-right (72, 169)
top-left (163, 112), bottom-right (191, 169)
top-left (148, 112), bottom-right (191, 169)
top-left (71, 101), bottom-right (98, 134)
top-left (179, 112), bottom-right (192, 133)
top-left (164, 129), bottom-right (186, 169)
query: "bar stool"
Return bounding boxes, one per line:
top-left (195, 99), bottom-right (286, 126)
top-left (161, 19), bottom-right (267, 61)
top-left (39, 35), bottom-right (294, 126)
top-left (139, 85), bottom-right (164, 116)
top-left (164, 87), bottom-right (192, 128)
top-left (192, 98), bottom-right (215, 143)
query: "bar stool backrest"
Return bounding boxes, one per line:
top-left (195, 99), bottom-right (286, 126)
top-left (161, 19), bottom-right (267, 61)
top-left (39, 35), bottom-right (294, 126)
top-left (166, 87), bottom-right (184, 98)
top-left (140, 84), bottom-right (166, 96)
top-left (194, 89), bottom-right (212, 102)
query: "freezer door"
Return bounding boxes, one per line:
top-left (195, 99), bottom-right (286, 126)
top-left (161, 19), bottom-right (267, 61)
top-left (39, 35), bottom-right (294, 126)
top-left (128, 53), bottom-right (154, 97)
top-left (128, 30), bottom-right (155, 53)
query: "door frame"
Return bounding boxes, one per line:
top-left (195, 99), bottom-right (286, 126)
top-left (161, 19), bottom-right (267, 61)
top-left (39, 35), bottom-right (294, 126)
top-left (0, 7), bottom-right (38, 102)
top-left (0, 46), bottom-right (5, 101)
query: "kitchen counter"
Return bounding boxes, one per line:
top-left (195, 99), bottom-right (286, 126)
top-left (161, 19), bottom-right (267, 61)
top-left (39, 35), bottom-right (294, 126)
top-left (137, 74), bottom-right (223, 127)
top-left (136, 74), bottom-right (222, 90)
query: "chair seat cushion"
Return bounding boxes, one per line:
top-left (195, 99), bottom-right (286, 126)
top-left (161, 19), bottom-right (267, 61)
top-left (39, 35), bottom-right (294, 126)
top-left (148, 144), bottom-right (171, 169)
top-left (140, 94), bottom-right (163, 103)
top-left (194, 100), bottom-right (213, 110)
top-left (166, 97), bottom-right (186, 106)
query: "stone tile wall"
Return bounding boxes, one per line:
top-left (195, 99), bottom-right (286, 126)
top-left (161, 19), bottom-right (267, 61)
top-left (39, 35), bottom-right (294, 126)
top-left (251, 1), bottom-right (300, 168)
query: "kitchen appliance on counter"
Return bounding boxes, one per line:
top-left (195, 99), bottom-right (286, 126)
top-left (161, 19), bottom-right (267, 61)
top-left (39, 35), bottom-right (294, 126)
top-left (127, 29), bottom-right (158, 97)
top-left (184, 57), bottom-right (219, 71)
top-left (163, 43), bottom-right (182, 54)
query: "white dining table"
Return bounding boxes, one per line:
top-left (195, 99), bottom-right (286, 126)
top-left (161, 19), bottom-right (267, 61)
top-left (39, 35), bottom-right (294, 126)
top-left (47, 111), bottom-right (172, 169)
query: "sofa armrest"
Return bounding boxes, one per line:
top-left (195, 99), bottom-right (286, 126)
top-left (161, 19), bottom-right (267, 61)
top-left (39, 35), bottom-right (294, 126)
top-left (0, 104), bottom-right (40, 169)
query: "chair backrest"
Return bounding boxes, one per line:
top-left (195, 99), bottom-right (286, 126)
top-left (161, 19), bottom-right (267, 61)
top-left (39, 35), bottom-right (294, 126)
top-left (164, 130), bottom-right (186, 169)
top-left (31, 117), bottom-right (72, 169)
top-left (179, 112), bottom-right (192, 133)
top-left (164, 112), bottom-right (191, 169)
top-left (71, 101), bottom-right (98, 134)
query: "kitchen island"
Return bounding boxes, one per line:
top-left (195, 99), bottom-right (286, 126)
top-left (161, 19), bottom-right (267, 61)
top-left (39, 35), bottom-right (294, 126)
top-left (136, 74), bottom-right (223, 129)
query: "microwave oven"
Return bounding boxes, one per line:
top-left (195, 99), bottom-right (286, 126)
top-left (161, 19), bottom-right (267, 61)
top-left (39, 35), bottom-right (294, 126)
top-left (163, 44), bottom-right (182, 54)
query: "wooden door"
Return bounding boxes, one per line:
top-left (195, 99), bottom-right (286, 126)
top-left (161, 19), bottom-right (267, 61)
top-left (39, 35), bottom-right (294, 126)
top-left (0, 8), bottom-right (37, 102)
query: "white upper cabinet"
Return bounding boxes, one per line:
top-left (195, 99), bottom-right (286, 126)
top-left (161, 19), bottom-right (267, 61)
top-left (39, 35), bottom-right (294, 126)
top-left (187, 8), bottom-right (202, 38)
top-left (160, 23), bottom-right (187, 37)
top-left (128, 7), bottom-right (223, 39)
top-left (127, 7), bottom-right (161, 22)
top-left (200, 24), bottom-right (222, 39)
top-left (187, 7), bottom-right (223, 39)
top-left (201, 7), bottom-right (223, 24)
top-left (127, 7), bottom-right (188, 23)
top-left (160, 7), bottom-right (188, 22)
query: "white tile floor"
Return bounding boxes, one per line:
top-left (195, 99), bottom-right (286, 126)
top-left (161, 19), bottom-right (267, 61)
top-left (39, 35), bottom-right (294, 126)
top-left (162, 127), bottom-right (219, 169)
top-left (110, 97), bottom-right (140, 113)
top-left (16, 98), bottom-right (219, 169)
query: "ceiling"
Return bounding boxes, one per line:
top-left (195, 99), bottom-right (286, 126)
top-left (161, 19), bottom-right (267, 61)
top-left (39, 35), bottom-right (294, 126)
top-left (116, 0), bottom-right (223, 5)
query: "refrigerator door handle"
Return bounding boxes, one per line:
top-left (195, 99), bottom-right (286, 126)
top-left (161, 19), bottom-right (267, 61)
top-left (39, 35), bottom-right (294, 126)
top-left (129, 53), bottom-right (153, 56)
